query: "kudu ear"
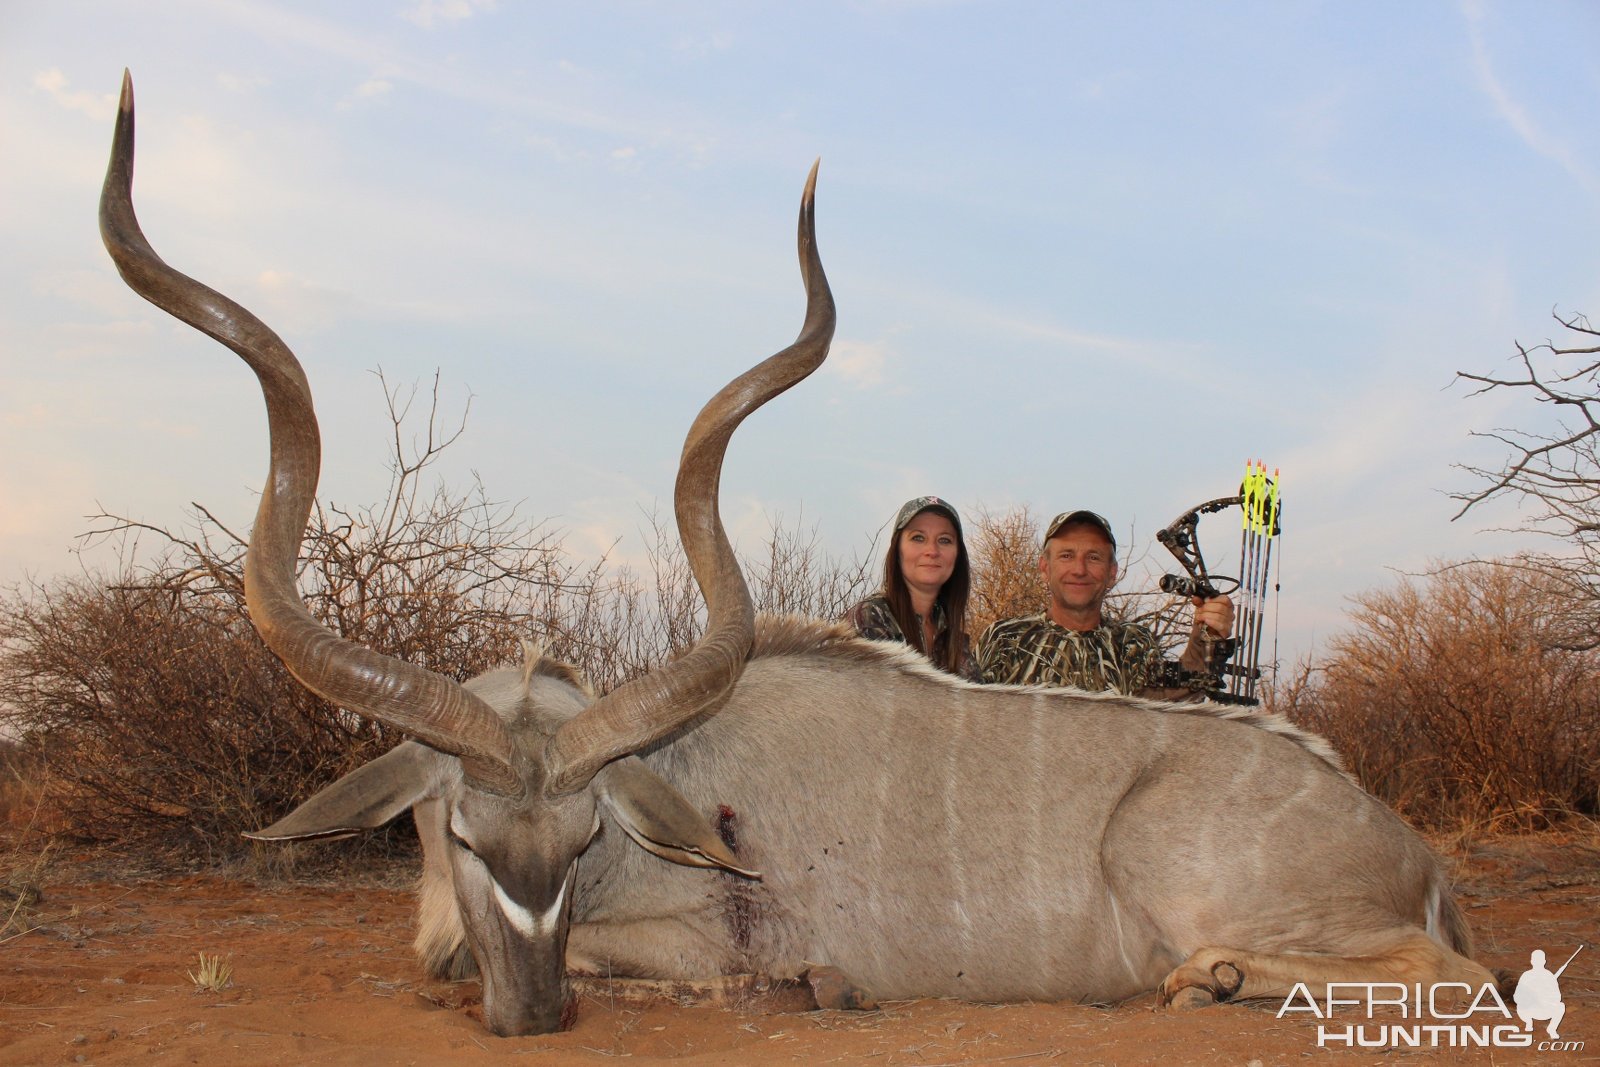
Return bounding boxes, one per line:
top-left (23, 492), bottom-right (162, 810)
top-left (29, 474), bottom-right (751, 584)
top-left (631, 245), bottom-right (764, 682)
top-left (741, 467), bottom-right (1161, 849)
top-left (595, 758), bottom-right (761, 880)
top-left (245, 741), bottom-right (442, 843)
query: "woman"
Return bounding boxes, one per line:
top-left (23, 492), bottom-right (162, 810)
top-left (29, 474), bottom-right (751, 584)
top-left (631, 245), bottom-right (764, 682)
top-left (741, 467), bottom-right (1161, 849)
top-left (843, 495), bottom-right (977, 679)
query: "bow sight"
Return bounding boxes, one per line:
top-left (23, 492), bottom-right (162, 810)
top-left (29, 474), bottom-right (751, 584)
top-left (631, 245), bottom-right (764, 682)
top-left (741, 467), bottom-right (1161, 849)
top-left (1156, 462), bottom-right (1281, 705)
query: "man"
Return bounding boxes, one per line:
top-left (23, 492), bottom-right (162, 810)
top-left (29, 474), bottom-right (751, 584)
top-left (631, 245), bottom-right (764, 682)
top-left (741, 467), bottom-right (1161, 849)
top-left (1513, 949), bottom-right (1566, 1040)
top-left (974, 510), bottom-right (1234, 698)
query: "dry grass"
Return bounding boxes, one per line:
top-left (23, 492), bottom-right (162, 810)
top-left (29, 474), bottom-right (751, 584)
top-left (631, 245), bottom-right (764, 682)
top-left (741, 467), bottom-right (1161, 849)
top-left (0, 741), bottom-right (55, 939)
top-left (1, 871), bottom-right (47, 941)
top-left (187, 951), bottom-right (234, 993)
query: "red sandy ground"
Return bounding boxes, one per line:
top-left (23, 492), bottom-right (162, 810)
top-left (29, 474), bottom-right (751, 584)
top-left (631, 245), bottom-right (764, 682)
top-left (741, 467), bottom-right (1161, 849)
top-left (2, 833), bottom-right (1595, 1067)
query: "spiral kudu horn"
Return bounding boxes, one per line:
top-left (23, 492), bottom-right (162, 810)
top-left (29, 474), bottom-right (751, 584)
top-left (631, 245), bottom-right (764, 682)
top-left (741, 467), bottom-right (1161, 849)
top-left (544, 161), bottom-right (835, 795)
top-left (98, 72), bottom-right (520, 795)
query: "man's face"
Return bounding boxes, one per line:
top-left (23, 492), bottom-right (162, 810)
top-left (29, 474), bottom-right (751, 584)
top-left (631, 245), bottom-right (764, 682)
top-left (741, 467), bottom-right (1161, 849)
top-left (1039, 524), bottom-right (1118, 623)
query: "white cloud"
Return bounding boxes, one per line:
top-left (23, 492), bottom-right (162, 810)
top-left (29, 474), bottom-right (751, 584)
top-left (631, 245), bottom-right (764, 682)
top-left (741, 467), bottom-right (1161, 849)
top-left (32, 68), bottom-right (116, 121)
top-left (0, 448), bottom-right (93, 552)
top-left (1073, 69), bottom-right (1135, 103)
top-left (524, 132), bottom-right (579, 163)
top-left (191, 1), bottom-right (686, 148)
top-left (338, 77), bottom-right (395, 110)
top-left (1462, 0), bottom-right (1598, 194)
top-left (45, 319), bottom-right (158, 364)
top-left (217, 72), bottom-right (270, 95)
top-left (401, 0), bottom-right (498, 30)
top-left (673, 31), bottom-right (735, 59)
top-left (255, 269), bottom-right (356, 334)
top-left (823, 338), bottom-right (891, 390)
top-left (910, 287), bottom-right (1217, 387)
top-left (35, 269), bottom-right (153, 320)
top-left (607, 144), bottom-right (643, 173)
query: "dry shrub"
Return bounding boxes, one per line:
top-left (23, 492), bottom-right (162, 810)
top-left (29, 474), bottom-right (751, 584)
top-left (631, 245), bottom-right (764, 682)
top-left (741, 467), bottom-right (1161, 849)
top-left (0, 739), bottom-right (54, 929)
top-left (0, 524), bottom-right (876, 864)
top-left (0, 376), bottom-right (881, 862)
top-left (1272, 560), bottom-right (1600, 831)
top-left (0, 739), bottom-right (47, 839)
top-left (0, 377), bottom-right (592, 861)
top-left (530, 510), bottom-right (873, 694)
top-left (746, 514), bottom-right (874, 621)
top-left (0, 575), bottom-right (399, 858)
top-left (967, 505), bottom-right (1042, 638)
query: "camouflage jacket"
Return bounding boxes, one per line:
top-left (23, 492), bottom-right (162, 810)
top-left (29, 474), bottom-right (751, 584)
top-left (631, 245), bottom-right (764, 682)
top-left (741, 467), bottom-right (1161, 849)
top-left (974, 613), bottom-right (1201, 699)
top-left (843, 594), bottom-right (979, 681)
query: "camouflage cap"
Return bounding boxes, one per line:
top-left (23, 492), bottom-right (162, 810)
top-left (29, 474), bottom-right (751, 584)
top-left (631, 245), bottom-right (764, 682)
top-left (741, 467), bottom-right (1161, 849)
top-left (1042, 509), bottom-right (1116, 552)
top-left (893, 495), bottom-right (963, 536)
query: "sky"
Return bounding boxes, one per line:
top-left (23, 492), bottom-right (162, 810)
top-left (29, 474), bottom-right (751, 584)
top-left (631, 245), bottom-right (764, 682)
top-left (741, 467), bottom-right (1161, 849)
top-left (3, 0), bottom-right (1599, 677)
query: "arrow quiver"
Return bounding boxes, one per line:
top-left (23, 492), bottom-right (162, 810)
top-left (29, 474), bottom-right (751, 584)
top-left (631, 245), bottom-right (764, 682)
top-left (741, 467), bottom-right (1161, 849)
top-left (1156, 462), bottom-right (1281, 705)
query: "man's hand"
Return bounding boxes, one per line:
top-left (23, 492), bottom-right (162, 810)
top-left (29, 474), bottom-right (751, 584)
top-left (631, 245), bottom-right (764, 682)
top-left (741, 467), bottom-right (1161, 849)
top-left (1192, 595), bottom-right (1234, 640)
top-left (1178, 595), bottom-right (1235, 673)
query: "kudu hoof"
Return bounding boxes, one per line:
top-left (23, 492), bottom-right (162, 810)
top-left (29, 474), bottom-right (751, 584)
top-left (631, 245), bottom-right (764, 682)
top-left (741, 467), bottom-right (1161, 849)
top-left (1161, 960), bottom-right (1243, 1010)
top-left (1210, 961), bottom-right (1243, 1000)
top-left (1492, 967), bottom-right (1518, 999)
top-left (804, 965), bottom-right (878, 1011)
top-left (1166, 985), bottom-right (1218, 1011)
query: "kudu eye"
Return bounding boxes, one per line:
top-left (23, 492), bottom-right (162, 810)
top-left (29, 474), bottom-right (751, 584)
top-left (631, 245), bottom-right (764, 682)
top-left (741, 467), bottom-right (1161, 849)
top-left (447, 826), bottom-right (477, 856)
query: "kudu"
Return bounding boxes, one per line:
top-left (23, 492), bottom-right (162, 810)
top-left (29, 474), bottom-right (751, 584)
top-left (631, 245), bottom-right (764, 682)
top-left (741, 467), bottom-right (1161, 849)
top-left (101, 72), bottom-right (1495, 1037)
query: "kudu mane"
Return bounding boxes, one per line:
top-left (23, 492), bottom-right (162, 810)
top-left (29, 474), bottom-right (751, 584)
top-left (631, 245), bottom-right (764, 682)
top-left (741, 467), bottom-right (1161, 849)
top-left (746, 615), bottom-right (1348, 776)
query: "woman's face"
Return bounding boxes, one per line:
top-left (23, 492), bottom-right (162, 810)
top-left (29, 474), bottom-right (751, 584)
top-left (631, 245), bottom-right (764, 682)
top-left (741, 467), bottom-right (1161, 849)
top-left (897, 511), bottom-right (960, 600)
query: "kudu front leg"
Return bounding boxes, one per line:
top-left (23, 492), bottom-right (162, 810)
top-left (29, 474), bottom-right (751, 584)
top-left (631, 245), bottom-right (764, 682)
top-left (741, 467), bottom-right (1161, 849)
top-left (566, 922), bottom-right (876, 1011)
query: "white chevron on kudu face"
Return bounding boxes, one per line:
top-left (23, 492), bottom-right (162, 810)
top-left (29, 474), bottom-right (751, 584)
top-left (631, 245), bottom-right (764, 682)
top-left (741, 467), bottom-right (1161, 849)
top-left (493, 872), bottom-right (567, 939)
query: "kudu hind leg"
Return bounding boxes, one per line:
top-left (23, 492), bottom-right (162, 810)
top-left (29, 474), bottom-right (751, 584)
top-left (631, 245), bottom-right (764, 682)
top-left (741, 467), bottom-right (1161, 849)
top-left (1159, 932), bottom-right (1495, 1009)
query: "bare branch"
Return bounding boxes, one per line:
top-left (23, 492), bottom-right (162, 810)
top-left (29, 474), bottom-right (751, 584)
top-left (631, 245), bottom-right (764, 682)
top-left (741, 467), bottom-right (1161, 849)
top-left (1451, 311), bottom-right (1600, 650)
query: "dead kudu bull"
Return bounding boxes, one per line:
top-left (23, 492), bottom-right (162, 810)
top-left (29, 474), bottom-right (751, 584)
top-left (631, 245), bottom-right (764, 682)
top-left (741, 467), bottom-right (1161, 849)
top-left (101, 73), bottom-right (1494, 1037)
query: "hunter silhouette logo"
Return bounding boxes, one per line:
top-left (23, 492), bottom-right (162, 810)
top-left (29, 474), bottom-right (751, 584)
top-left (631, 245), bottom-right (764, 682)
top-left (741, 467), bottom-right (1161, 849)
top-left (1277, 944), bottom-right (1586, 1051)
top-left (1515, 946), bottom-right (1579, 1040)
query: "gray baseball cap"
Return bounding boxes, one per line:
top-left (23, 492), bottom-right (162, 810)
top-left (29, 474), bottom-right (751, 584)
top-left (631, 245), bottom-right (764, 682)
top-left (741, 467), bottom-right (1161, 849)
top-left (1042, 509), bottom-right (1115, 551)
top-left (893, 496), bottom-right (963, 536)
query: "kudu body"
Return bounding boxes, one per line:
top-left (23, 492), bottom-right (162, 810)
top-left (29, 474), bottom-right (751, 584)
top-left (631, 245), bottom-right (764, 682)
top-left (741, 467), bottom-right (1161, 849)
top-left (101, 73), bottom-right (1493, 1037)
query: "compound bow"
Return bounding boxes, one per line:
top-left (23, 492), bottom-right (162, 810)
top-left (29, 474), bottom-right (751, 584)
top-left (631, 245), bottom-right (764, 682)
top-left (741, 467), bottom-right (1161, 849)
top-left (1155, 461), bottom-right (1281, 705)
